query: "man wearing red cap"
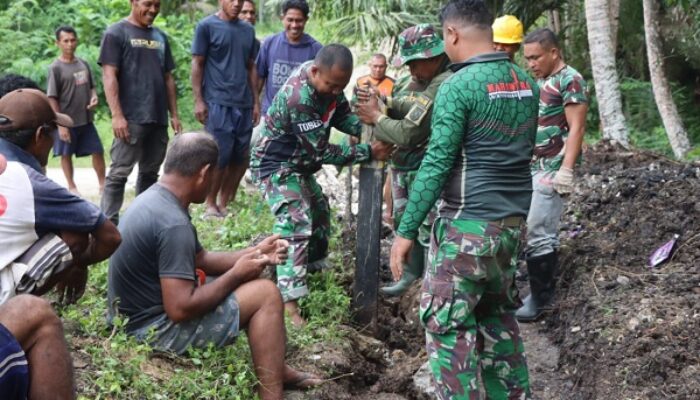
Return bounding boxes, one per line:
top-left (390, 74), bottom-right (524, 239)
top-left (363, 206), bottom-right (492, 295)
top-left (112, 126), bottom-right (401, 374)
top-left (0, 88), bottom-right (121, 305)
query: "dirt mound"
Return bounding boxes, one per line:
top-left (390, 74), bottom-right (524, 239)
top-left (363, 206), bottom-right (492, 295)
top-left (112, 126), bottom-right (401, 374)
top-left (546, 141), bottom-right (700, 399)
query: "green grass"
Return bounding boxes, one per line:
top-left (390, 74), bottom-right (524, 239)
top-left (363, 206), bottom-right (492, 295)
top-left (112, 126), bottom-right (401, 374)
top-left (59, 188), bottom-right (351, 399)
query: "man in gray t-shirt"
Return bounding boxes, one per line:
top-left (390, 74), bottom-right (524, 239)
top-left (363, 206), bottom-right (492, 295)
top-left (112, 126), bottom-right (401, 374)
top-left (108, 132), bottom-right (323, 398)
top-left (47, 26), bottom-right (105, 195)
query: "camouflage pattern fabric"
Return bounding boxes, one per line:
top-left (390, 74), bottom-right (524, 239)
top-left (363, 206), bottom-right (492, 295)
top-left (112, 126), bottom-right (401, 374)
top-left (250, 61), bottom-right (371, 181)
top-left (390, 169), bottom-right (433, 248)
top-left (392, 24), bottom-right (445, 67)
top-left (421, 217), bottom-right (530, 399)
top-left (531, 65), bottom-right (588, 176)
top-left (259, 171), bottom-right (330, 302)
top-left (388, 74), bottom-right (427, 171)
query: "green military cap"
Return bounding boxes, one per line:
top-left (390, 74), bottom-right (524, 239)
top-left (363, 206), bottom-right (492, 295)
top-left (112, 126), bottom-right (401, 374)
top-left (392, 24), bottom-right (445, 67)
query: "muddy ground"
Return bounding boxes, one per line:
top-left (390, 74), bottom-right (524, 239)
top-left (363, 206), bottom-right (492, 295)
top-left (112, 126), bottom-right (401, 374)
top-left (293, 142), bottom-right (700, 399)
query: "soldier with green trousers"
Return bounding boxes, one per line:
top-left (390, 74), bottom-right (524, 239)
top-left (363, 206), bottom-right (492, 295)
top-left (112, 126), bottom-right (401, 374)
top-left (390, 1), bottom-right (539, 397)
top-left (357, 24), bottom-right (452, 296)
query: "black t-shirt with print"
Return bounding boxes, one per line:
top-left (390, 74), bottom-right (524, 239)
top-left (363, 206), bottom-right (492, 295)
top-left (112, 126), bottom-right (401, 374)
top-left (98, 20), bottom-right (175, 126)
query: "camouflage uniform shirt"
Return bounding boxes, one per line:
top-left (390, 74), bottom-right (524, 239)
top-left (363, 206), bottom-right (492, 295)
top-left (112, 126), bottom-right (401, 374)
top-left (251, 61), bottom-right (371, 180)
top-left (375, 57), bottom-right (452, 171)
top-left (532, 65), bottom-right (588, 173)
top-left (397, 53), bottom-right (540, 240)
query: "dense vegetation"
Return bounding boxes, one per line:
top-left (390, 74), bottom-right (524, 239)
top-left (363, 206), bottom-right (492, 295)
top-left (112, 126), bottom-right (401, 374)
top-left (1, 0), bottom-right (698, 156)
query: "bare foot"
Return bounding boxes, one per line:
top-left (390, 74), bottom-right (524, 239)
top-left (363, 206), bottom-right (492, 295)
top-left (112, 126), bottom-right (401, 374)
top-left (283, 365), bottom-right (323, 390)
top-left (284, 302), bottom-right (306, 327)
top-left (68, 187), bottom-right (82, 197)
top-left (204, 205), bottom-right (224, 219)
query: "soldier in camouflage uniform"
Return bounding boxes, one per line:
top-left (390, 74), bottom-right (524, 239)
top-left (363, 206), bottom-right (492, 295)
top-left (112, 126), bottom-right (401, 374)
top-left (516, 28), bottom-right (589, 322)
top-left (250, 44), bottom-right (393, 325)
top-left (391, 1), bottom-right (539, 397)
top-left (356, 24), bottom-right (452, 296)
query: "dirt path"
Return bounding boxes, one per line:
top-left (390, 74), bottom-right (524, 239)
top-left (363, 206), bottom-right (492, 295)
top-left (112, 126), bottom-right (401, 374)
top-left (521, 323), bottom-right (573, 399)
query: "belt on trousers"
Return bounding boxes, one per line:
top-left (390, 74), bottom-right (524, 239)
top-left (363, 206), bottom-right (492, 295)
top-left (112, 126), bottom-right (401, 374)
top-left (491, 216), bottom-right (524, 228)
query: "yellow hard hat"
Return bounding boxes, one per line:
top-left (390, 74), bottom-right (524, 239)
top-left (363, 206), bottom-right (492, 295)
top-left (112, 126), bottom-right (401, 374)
top-left (492, 15), bottom-right (524, 44)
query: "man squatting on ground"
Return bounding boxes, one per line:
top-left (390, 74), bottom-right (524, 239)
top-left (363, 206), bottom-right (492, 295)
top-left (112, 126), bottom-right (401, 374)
top-left (0, 87), bottom-right (120, 306)
top-left (108, 132), bottom-right (322, 400)
top-left (516, 28), bottom-right (588, 322)
top-left (192, 0), bottom-right (260, 218)
top-left (250, 45), bottom-right (394, 326)
top-left (0, 86), bottom-right (121, 399)
top-left (99, 0), bottom-right (182, 224)
top-left (356, 24), bottom-right (452, 297)
top-left (48, 25), bottom-right (106, 196)
top-left (390, 0), bottom-right (540, 398)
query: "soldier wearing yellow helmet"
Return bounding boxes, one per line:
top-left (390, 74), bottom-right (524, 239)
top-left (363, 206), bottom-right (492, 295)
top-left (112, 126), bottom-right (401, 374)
top-left (492, 15), bottom-right (524, 61)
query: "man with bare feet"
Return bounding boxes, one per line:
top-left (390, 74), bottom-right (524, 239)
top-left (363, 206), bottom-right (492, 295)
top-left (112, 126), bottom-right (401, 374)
top-left (108, 132), bottom-right (322, 399)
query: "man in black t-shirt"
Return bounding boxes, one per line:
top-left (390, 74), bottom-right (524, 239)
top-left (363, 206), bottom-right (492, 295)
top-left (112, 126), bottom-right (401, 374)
top-left (98, 0), bottom-right (183, 224)
top-left (109, 132), bottom-right (322, 399)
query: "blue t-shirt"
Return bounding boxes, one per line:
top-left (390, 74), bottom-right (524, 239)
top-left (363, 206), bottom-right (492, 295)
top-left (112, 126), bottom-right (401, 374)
top-left (192, 15), bottom-right (257, 108)
top-left (255, 32), bottom-right (323, 113)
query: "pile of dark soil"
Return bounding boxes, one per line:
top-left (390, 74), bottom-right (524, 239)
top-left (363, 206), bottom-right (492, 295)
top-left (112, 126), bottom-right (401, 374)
top-left (546, 141), bottom-right (700, 399)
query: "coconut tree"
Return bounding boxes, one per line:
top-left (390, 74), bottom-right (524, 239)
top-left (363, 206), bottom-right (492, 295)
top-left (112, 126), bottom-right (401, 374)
top-left (643, 0), bottom-right (691, 158)
top-left (585, 0), bottom-right (629, 147)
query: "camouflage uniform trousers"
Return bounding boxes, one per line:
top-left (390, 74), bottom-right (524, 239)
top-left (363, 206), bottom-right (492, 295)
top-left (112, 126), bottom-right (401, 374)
top-left (391, 168), bottom-right (436, 248)
top-left (420, 217), bottom-right (531, 399)
top-left (259, 171), bottom-right (330, 302)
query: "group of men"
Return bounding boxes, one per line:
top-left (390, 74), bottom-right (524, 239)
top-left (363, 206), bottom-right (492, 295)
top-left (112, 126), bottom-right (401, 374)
top-left (0, 0), bottom-right (590, 398)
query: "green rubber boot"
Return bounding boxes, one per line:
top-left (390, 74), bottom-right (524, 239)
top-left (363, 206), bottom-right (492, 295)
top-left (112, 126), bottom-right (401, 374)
top-left (381, 244), bottom-right (425, 297)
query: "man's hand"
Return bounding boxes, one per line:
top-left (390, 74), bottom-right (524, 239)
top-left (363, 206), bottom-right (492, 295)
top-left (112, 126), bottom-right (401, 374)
top-left (231, 250), bottom-right (270, 284)
top-left (87, 95), bottom-right (99, 110)
top-left (112, 115), bottom-right (130, 141)
top-left (56, 266), bottom-right (88, 305)
top-left (252, 103), bottom-right (261, 127)
top-left (370, 140), bottom-right (395, 161)
top-left (553, 166), bottom-right (575, 195)
top-left (255, 234), bottom-right (290, 265)
top-left (194, 99), bottom-right (208, 125)
top-left (390, 236), bottom-right (414, 281)
top-left (171, 116), bottom-right (183, 135)
top-left (58, 126), bottom-right (71, 143)
top-left (356, 93), bottom-right (382, 125)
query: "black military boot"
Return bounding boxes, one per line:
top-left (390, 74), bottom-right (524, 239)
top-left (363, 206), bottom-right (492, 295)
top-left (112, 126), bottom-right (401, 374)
top-left (516, 251), bottom-right (557, 322)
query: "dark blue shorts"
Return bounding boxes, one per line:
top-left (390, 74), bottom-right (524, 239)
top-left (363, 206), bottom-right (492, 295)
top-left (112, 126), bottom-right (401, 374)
top-left (52, 122), bottom-right (104, 157)
top-left (206, 103), bottom-right (253, 168)
top-left (0, 323), bottom-right (29, 400)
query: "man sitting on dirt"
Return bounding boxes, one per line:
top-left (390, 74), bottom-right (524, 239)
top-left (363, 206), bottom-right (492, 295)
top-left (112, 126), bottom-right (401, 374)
top-left (0, 87), bottom-right (121, 305)
top-left (108, 132), bottom-right (323, 399)
top-left (0, 293), bottom-right (76, 400)
top-left (390, 0), bottom-right (539, 397)
top-left (517, 28), bottom-right (589, 322)
top-left (356, 24), bottom-right (452, 297)
top-left (250, 44), bottom-right (394, 326)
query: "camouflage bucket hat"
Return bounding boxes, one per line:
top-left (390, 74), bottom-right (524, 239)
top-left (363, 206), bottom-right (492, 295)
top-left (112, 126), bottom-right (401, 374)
top-left (392, 23), bottom-right (445, 67)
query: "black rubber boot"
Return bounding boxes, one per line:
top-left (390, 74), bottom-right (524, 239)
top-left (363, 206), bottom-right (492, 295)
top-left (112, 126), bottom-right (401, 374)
top-left (516, 251), bottom-right (557, 322)
top-left (381, 244), bottom-right (425, 297)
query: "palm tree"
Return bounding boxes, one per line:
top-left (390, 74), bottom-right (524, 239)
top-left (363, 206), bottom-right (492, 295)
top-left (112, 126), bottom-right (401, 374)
top-left (585, 0), bottom-right (629, 147)
top-left (643, 0), bottom-right (691, 158)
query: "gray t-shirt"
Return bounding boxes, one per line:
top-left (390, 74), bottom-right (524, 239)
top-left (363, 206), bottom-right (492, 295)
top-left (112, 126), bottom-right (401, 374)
top-left (108, 184), bottom-right (202, 331)
top-left (46, 58), bottom-right (94, 126)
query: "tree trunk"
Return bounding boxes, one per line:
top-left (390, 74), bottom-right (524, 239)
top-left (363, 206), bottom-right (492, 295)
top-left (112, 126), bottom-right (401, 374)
top-left (643, 0), bottom-right (691, 159)
top-left (585, 0), bottom-right (630, 147)
top-left (608, 0), bottom-right (620, 52)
